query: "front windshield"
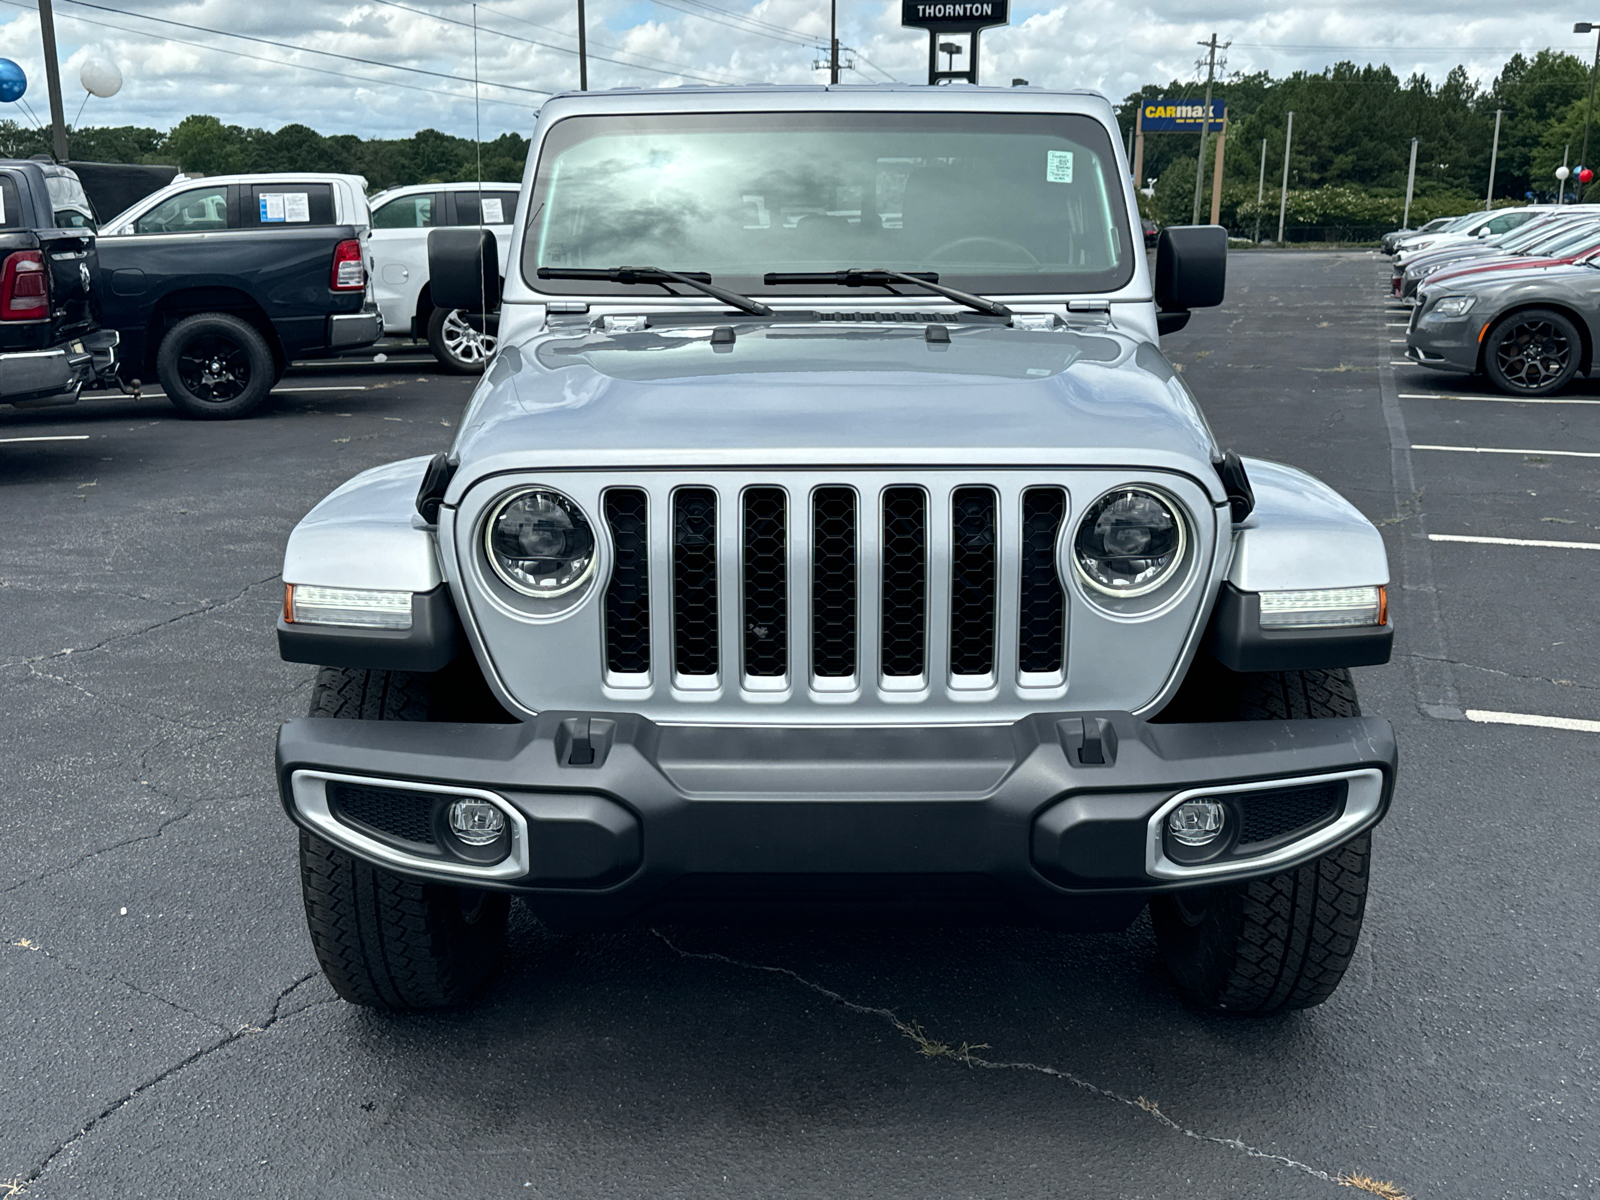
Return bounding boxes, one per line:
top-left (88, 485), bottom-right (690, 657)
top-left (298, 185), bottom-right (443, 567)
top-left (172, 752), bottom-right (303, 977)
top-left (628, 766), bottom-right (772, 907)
top-left (525, 111), bottom-right (1134, 297)
top-left (1531, 221), bottom-right (1600, 256)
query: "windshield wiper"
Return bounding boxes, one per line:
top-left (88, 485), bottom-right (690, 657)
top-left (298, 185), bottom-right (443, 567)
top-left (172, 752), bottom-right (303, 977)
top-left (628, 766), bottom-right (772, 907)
top-left (762, 269), bottom-right (1012, 318)
top-left (536, 266), bottom-right (771, 316)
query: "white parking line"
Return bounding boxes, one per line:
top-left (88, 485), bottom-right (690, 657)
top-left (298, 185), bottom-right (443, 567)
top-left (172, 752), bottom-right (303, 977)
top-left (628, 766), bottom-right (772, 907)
top-left (1390, 360), bottom-right (1415, 366)
top-left (1413, 444), bottom-right (1600, 459)
top-left (1430, 533), bottom-right (1600, 550)
top-left (1400, 392), bottom-right (1600, 406)
top-left (1385, 323), bottom-right (1409, 328)
top-left (0, 434), bottom-right (90, 444)
top-left (1466, 709), bottom-right (1600, 734)
top-left (274, 385), bottom-right (369, 392)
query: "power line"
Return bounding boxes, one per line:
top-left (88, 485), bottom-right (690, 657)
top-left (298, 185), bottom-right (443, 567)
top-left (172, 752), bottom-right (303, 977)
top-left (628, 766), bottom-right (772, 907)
top-left (848, 48), bottom-right (903, 83)
top-left (649, 0), bottom-right (818, 49)
top-left (48, 0), bottom-right (552, 96)
top-left (0, 0), bottom-right (541, 109)
top-left (367, 0), bottom-right (764, 86)
top-left (674, 0), bottom-right (818, 42)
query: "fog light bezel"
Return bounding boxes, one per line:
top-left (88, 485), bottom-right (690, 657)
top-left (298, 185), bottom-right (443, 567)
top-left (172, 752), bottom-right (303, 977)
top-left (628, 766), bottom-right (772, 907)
top-left (1163, 798), bottom-right (1236, 864)
top-left (290, 770), bottom-right (528, 883)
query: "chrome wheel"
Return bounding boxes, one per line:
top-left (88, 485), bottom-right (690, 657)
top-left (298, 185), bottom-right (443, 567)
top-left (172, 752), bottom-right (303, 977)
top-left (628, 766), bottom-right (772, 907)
top-left (441, 309), bottom-right (497, 367)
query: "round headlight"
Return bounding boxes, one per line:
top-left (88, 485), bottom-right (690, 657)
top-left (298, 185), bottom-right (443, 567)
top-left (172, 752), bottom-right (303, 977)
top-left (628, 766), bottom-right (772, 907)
top-left (1072, 487), bottom-right (1186, 598)
top-left (485, 488), bottom-right (596, 598)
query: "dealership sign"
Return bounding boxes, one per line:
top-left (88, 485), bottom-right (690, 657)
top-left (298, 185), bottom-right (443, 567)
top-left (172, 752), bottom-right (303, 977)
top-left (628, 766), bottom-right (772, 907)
top-left (1140, 99), bottom-right (1225, 132)
top-left (901, 0), bottom-right (1008, 32)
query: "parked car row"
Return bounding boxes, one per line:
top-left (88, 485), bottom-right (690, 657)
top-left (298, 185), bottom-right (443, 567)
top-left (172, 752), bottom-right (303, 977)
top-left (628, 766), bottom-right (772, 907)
top-left (1387, 205), bottom-right (1600, 397)
top-left (0, 161), bottom-right (518, 420)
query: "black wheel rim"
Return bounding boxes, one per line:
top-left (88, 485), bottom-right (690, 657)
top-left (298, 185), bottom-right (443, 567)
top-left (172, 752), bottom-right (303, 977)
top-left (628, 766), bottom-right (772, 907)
top-left (1496, 320), bottom-right (1571, 392)
top-left (176, 332), bottom-right (251, 402)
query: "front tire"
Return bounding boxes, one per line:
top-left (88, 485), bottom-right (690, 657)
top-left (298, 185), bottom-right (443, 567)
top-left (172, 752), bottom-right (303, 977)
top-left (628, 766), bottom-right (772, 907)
top-left (156, 312), bottom-right (276, 419)
top-left (426, 306), bottom-right (498, 374)
top-left (1151, 668), bottom-right (1373, 1014)
top-left (297, 665), bottom-right (511, 1009)
top-left (1483, 308), bottom-right (1583, 397)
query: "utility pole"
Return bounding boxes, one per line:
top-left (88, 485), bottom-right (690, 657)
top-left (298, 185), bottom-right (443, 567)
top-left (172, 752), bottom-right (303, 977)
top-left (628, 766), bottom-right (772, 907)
top-left (577, 0), bottom-right (588, 89)
top-left (1190, 33), bottom-right (1225, 226)
top-left (829, 0), bottom-right (840, 84)
top-left (1484, 108), bottom-right (1503, 210)
top-left (1578, 23), bottom-right (1600, 202)
top-left (36, 0), bottom-right (68, 161)
top-left (1402, 137), bottom-right (1418, 229)
top-left (1560, 144), bottom-right (1571, 203)
top-left (1276, 110), bottom-right (1294, 245)
top-left (1254, 136), bottom-right (1266, 242)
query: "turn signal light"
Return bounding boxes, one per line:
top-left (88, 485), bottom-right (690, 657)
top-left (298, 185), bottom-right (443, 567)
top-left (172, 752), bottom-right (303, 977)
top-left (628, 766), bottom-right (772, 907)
top-left (1259, 585), bottom-right (1385, 629)
top-left (0, 250), bottom-right (48, 321)
top-left (284, 583), bottom-right (412, 629)
top-left (331, 239), bottom-right (365, 291)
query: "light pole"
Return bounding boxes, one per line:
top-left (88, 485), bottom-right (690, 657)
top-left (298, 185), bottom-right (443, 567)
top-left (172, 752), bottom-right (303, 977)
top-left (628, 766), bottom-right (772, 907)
top-left (1575, 22), bottom-right (1600, 200)
top-left (939, 42), bottom-right (961, 73)
top-left (1402, 137), bottom-right (1418, 229)
top-left (1254, 136), bottom-right (1266, 243)
top-left (1484, 109), bottom-right (1502, 210)
top-left (1277, 111), bottom-right (1294, 246)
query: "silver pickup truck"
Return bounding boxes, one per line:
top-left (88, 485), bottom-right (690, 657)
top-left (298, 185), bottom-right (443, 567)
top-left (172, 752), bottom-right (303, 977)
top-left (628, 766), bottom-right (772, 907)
top-left (274, 85), bottom-right (1397, 1015)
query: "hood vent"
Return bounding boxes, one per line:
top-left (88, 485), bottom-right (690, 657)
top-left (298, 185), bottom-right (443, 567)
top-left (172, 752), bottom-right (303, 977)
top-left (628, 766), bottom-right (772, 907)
top-left (814, 311), bottom-right (947, 323)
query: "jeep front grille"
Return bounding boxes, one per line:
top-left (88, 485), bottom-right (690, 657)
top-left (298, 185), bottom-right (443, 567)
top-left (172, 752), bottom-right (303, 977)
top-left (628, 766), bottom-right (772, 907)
top-left (599, 479), bottom-right (1071, 692)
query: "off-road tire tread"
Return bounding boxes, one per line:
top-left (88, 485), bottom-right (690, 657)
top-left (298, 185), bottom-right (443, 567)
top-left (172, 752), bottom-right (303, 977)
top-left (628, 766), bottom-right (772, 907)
top-left (296, 665), bottom-right (509, 1009)
top-left (1152, 667), bottom-right (1374, 1015)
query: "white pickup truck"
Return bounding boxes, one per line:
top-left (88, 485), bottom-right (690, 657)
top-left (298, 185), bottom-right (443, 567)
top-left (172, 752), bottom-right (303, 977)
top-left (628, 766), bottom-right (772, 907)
top-left (368, 182), bottom-right (518, 373)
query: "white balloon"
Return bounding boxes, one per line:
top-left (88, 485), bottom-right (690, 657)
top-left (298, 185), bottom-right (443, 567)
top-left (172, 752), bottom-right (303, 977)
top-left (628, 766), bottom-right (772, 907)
top-left (1556, 165), bottom-right (1572, 181)
top-left (79, 57), bottom-right (122, 98)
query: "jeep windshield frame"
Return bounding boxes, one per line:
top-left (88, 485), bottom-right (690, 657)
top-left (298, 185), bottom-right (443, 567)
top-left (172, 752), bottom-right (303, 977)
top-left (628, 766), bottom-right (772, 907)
top-left (522, 110), bottom-right (1136, 299)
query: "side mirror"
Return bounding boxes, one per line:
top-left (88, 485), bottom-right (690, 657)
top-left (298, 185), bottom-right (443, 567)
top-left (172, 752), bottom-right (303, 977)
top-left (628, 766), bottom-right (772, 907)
top-left (428, 227), bottom-right (500, 313)
top-left (1154, 226), bottom-right (1226, 335)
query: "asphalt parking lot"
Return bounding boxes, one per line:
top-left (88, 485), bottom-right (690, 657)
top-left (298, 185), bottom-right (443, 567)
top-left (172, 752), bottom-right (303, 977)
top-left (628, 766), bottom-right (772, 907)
top-left (3, 254), bottom-right (1598, 1199)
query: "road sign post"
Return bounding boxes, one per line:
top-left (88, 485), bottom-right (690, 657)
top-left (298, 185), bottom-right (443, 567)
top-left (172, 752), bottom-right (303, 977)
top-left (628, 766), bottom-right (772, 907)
top-left (901, 0), bottom-right (1009, 85)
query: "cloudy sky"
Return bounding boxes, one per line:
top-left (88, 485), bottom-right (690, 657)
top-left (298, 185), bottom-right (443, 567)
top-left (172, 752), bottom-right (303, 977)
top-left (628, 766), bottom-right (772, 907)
top-left (0, 0), bottom-right (1586, 140)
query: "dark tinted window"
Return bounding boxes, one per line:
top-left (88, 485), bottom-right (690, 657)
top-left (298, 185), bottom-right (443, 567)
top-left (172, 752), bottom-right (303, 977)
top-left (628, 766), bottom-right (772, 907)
top-left (134, 185), bottom-right (230, 233)
top-left (373, 192), bottom-right (439, 228)
top-left (243, 182), bottom-right (335, 227)
top-left (455, 190), bottom-right (517, 226)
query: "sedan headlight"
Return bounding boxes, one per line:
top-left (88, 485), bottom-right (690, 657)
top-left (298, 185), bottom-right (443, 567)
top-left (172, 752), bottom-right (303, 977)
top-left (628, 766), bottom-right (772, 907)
top-left (1433, 295), bottom-right (1475, 317)
top-left (485, 487), bottom-right (597, 598)
top-left (1072, 487), bottom-right (1186, 597)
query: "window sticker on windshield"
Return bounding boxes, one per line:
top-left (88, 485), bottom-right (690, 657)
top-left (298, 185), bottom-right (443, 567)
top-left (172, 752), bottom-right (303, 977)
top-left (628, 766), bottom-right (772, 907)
top-left (283, 192), bottom-right (310, 222)
top-left (480, 197), bottom-right (504, 224)
top-left (260, 193), bottom-right (285, 222)
top-left (1046, 150), bottom-right (1074, 184)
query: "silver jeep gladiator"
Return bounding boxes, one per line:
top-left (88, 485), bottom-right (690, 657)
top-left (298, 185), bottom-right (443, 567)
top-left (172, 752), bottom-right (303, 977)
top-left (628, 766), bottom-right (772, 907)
top-left (274, 85), bottom-right (1396, 1015)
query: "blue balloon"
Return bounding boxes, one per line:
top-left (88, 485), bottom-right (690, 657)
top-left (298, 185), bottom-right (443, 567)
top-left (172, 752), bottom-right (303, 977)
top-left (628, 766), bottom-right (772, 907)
top-left (0, 59), bottom-right (25, 104)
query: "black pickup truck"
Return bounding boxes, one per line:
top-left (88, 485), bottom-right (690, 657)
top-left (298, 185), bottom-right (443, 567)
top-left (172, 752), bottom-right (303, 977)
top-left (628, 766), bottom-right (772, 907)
top-left (0, 160), bottom-right (118, 408)
top-left (94, 175), bottom-right (381, 418)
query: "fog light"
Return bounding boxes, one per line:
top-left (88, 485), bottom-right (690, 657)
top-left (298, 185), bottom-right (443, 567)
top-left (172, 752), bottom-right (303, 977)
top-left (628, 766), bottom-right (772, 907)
top-left (448, 799), bottom-right (506, 846)
top-left (1168, 800), bottom-right (1226, 847)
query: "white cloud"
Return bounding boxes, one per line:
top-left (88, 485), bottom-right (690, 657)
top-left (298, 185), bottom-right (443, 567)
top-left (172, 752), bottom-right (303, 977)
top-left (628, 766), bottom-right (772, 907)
top-left (0, 0), bottom-right (1581, 142)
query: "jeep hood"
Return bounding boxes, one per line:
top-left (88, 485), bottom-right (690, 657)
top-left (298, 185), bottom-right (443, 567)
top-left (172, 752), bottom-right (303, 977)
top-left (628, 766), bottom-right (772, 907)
top-left (448, 322), bottom-right (1223, 500)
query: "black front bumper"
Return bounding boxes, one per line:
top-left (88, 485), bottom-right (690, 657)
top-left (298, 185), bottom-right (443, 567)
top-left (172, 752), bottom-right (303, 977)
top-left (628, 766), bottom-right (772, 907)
top-left (276, 710), bottom-right (1397, 930)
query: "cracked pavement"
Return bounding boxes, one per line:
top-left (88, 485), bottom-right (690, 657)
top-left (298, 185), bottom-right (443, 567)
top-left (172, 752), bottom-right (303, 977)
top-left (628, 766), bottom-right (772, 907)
top-left (2, 261), bottom-right (1599, 1198)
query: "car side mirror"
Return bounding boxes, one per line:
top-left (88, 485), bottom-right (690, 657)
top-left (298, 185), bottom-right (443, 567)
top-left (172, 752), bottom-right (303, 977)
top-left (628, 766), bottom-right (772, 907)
top-left (428, 227), bottom-right (501, 313)
top-left (1154, 225), bottom-right (1226, 336)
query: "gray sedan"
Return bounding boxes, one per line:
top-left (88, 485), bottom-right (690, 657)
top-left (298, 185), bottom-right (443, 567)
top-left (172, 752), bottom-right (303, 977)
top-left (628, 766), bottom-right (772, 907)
top-left (1407, 258), bottom-right (1600, 395)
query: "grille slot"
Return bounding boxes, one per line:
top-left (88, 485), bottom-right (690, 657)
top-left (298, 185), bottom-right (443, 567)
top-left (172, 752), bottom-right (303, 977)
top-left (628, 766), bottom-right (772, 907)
top-left (327, 782), bottom-right (435, 847)
top-left (949, 487), bottom-right (997, 677)
top-left (742, 487), bottom-right (788, 678)
top-left (1018, 487), bottom-right (1067, 674)
top-left (603, 488), bottom-right (650, 675)
top-left (672, 487), bottom-right (719, 677)
top-left (881, 486), bottom-right (928, 678)
top-left (1235, 781), bottom-right (1346, 849)
top-left (812, 487), bottom-right (858, 678)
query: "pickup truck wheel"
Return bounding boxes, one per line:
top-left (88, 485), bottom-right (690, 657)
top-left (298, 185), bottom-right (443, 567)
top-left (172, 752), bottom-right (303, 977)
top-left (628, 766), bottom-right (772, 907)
top-left (297, 665), bottom-right (510, 1009)
top-left (157, 312), bottom-right (275, 419)
top-left (427, 307), bottom-right (497, 374)
top-left (1150, 668), bottom-right (1373, 1015)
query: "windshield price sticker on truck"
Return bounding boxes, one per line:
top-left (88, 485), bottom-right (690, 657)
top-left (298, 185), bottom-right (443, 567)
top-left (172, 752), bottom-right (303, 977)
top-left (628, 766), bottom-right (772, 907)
top-left (259, 193), bottom-right (311, 223)
top-left (1046, 150), bottom-right (1074, 183)
top-left (480, 197), bottom-right (504, 224)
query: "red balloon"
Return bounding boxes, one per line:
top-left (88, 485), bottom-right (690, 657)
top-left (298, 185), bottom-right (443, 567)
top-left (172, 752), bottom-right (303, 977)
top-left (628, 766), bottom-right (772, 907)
top-left (1581, 167), bottom-right (1595, 183)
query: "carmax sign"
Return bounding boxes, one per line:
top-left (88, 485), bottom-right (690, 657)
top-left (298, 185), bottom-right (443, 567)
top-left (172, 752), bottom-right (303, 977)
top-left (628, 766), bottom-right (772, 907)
top-left (1141, 99), bottom-right (1226, 132)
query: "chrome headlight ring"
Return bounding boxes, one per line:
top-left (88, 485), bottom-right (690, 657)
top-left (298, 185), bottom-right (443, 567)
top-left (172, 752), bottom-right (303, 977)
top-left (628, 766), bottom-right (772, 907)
top-left (482, 486), bottom-right (598, 599)
top-left (1067, 485), bottom-right (1190, 602)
